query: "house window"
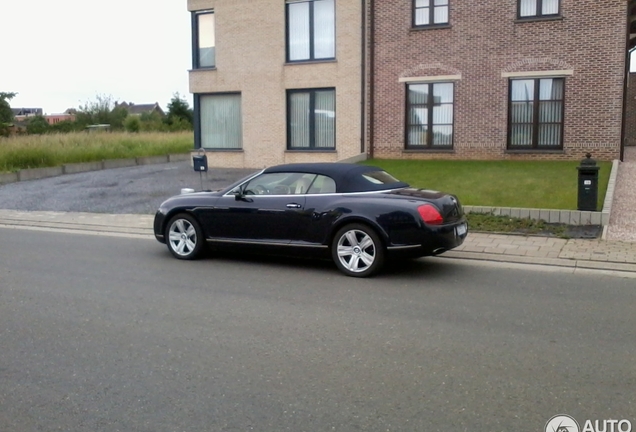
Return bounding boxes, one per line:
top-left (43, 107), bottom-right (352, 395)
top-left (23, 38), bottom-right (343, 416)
top-left (197, 94), bottom-right (242, 149)
top-left (413, 0), bottom-right (449, 27)
top-left (508, 78), bottom-right (564, 149)
top-left (518, 0), bottom-right (560, 18)
top-left (287, 88), bottom-right (335, 150)
top-left (406, 82), bottom-right (454, 149)
top-left (286, 0), bottom-right (335, 62)
top-left (193, 11), bottom-right (215, 68)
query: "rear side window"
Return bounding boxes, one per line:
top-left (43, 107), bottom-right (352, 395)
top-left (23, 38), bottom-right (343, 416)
top-left (361, 171), bottom-right (401, 185)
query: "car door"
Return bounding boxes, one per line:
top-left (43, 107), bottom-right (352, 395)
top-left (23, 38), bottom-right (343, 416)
top-left (293, 174), bottom-right (339, 245)
top-left (203, 172), bottom-right (307, 244)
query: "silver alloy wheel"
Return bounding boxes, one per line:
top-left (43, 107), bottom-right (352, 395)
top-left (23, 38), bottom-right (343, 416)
top-left (336, 229), bottom-right (376, 273)
top-left (168, 218), bottom-right (198, 257)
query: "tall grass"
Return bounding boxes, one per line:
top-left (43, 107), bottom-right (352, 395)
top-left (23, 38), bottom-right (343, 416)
top-left (0, 132), bottom-right (193, 173)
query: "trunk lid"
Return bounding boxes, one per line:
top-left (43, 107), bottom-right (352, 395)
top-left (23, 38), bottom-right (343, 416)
top-left (384, 188), bottom-right (464, 223)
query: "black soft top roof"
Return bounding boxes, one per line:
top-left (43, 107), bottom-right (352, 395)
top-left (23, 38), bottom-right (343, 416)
top-left (263, 163), bottom-right (409, 193)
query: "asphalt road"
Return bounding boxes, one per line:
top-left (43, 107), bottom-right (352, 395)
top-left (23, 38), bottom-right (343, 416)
top-left (1, 228), bottom-right (634, 431)
top-left (0, 162), bottom-right (255, 214)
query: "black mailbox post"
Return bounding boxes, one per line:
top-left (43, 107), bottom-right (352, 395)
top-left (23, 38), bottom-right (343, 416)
top-left (193, 153), bottom-right (208, 191)
top-left (577, 153), bottom-right (599, 211)
top-left (193, 154), bottom-right (208, 172)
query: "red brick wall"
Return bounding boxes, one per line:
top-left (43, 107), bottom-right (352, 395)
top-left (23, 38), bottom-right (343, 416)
top-left (370, 0), bottom-right (627, 161)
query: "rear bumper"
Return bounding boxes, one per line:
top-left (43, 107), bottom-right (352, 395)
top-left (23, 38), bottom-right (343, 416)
top-left (386, 220), bottom-right (467, 259)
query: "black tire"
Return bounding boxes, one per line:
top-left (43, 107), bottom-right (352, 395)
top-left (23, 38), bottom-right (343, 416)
top-left (165, 213), bottom-right (205, 260)
top-left (331, 223), bottom-right (385, 277)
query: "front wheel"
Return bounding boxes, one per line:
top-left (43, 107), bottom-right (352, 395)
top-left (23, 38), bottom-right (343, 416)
top-left (165, 214), bottom-right (205, 260)
top-left (331, 224), bottom-right (385, 277)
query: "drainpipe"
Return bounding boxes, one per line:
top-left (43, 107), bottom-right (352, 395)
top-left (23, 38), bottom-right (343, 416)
top-left (360, 0), bottom-right (367, 154)
top-left (621, 4), bottom-right (631, 162)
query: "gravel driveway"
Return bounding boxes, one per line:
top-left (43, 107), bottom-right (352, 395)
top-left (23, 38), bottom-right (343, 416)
top-left (0, 162), bottom-right (256, 215)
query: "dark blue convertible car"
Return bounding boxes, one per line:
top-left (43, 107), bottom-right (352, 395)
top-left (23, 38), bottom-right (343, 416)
top-left (154, 163), bottom-right (467, 277)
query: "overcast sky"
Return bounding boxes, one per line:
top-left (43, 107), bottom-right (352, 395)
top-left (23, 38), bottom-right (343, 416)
top-left (0, 0), bottom-right (191, 114)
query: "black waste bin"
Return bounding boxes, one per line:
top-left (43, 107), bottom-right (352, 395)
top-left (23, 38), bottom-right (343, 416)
top-left (577, 153), bottom-right (599, 211)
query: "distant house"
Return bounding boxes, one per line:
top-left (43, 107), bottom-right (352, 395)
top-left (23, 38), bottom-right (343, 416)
top-left (45, 113), bottom-right (76, 125)
top-left (12, 107), bottom-right (44, 123)
top-left (9, 107), bottom-right (75, 126)
top-left (115, 102), bottom-right (165, 117)
top-left (11, 107), bottom-right (43, 117)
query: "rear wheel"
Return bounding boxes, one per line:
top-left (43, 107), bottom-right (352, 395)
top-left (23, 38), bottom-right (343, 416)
top-left (165, 214), bottom-right (204, 260)
top-left (331, 224), bottom-right (385, 277)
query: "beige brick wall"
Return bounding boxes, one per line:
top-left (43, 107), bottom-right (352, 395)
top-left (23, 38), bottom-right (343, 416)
top-left (188, 0), bottom-right (364, 168)
top-left (370, 0), bottom-right (627, 162)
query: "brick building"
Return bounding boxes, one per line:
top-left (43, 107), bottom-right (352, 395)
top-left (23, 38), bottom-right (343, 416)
top-left (188, 1), bottom-right (634, 167)
top-left (187, 0), bottom-right (366, 168)
top-left (370, 0), bottom-right (629, 162)
top-left (45, 113), bottom-right (76, 125)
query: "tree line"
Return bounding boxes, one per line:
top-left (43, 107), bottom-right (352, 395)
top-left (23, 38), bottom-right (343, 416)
top-left (0, 93), bottom-right (193, 137)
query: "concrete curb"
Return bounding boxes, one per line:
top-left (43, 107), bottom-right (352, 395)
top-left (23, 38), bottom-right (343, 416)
top-left (465, 206), bottom-right (606, 226)
top-left (0, 172), bottom-right (19, 185)
top-left (442, 250), bottom-right (636, 273)
top-left (17, 166), bottom-right (64, 182)
top-left (136, 155), bottom-right (169, 165)
top-left (0, 210), bottom-right (154, 237)
top-left (168, 153), bottom-right (190, 163)
top-left (102, 158), bottom-right (139, 170)
top-left (62, 161), bottom-right (104, 175)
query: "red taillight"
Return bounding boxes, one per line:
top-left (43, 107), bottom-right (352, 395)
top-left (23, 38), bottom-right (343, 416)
top-left (418, 204), bottom-right (444, 225)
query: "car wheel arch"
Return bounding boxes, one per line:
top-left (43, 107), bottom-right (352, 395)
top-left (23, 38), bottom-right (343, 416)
top-left (162, 208), bottom-right (200, 237)
top-left (327, 217), bottom-right (389, 251)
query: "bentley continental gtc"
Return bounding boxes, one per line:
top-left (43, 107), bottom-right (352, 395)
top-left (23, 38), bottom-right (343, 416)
top-left (154, 163), bottom-right (468, 277)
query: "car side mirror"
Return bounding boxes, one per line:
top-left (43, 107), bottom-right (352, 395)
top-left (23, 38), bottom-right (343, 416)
top-left (234, 190), bottom-right (244, 201)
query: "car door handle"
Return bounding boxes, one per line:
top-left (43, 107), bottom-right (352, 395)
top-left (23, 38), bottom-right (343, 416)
top-left (286, 203), bottom-right (302, 209)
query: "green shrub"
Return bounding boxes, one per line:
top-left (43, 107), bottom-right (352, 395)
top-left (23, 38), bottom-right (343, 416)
top-left (125, 116), bottom-right (141, 133)
top-left (26, 115), bottom-right (50, 135)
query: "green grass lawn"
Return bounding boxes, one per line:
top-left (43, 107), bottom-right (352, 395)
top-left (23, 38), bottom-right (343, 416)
top-left (361, 159), bottom-right (611, 210)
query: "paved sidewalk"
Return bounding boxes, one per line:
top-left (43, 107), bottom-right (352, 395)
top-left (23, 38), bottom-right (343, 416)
top-left (0, 210), bottom-right (154, 238)
top-left (2, 209), bottom-right (636, 274)
top-left (606, 146), bottom-right (636, 242)
top-left (445, 232), bottom-right (636, 273)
